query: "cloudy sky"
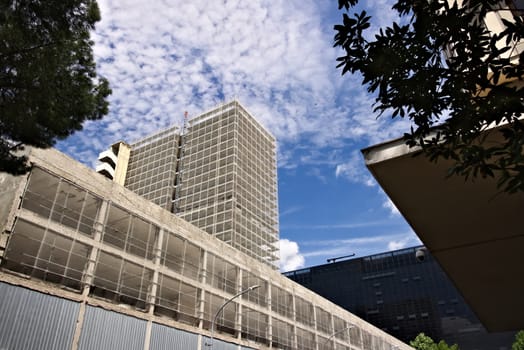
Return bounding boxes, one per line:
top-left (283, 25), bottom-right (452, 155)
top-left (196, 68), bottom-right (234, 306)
top-left (57, 0), bottom-right (421, 271)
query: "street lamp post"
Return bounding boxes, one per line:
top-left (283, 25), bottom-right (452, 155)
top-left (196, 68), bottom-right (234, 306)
top-left (206, 284), bottom-right (260, 348)
top-left (322, 325), bottom-right (354, 349)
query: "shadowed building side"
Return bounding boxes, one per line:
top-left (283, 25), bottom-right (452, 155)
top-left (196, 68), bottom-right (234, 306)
top-left (284, 246), bottom-right (516, 349)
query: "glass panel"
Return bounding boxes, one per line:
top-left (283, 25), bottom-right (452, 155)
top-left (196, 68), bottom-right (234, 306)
top-left (21, 167), bottom-right (100, 236)
top-left (240, 306), bottom-right (269, 345)
top-left (162, 231), bottom-right (202, 281)
top-left (91, 251), bottom-right (152, 309)
top-left (3, 219), bottom-right (90, 291)
top-left (154, 273), bottom-right (200, 326)
top-left (271, 318), bottom-right (294, 350)
top-left (203, 293), bottom-right (237, 336)
top-left (207, 253), bottom-right (237, 294)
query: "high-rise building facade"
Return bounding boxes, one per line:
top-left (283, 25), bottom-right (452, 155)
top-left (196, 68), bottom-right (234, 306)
top-left (97, 101), bottom-right (279, 269)
top-left (124, 126), bottom-right (180, 210)
top-left (175, 102), bottom-right (278, 267)
top-left (0, 147), bottom-right (411, 350)
top-left (284, 246), bottom-right (516, 350)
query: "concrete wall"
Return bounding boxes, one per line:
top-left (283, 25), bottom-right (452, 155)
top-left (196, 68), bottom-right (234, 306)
top-left (0, 147), bottom-right (412, 350)
top-left (0, 282), bottom-right (242, 350)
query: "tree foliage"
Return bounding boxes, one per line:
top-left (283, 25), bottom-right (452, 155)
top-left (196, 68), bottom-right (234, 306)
top-left (410, 333), bottom-right (459, 350)
top-left (334, 0), bottom-right (524, 193)
top-left (0, 0), bottom-right (111, 174)
top-left (513, 330), bottom-right (524, 350)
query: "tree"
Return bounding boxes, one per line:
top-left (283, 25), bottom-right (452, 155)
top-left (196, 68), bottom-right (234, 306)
top-left (0, 0), bottom-right (111, 174)
top-left (410, 333), bottom-right (459, 350)
top-left (334, 0), bottom-right (524, 193)
top-left (513, 330), bottom-right (524, 350)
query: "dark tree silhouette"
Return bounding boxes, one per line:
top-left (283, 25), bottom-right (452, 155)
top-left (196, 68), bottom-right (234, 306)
top-left (1, 0), bottom-right (111, 174)
top-left (334, 0), bottom-right (524, 193)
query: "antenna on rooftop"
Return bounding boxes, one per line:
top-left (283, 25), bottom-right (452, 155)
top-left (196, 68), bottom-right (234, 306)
top-left (327, 253), bottom-right (355, 263)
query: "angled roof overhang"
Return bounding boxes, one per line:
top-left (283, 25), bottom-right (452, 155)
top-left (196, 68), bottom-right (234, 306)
top-left (362, 130), bottom-right (524, 332)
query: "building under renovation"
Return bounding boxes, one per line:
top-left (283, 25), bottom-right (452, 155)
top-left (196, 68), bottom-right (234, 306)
top-left (96, 101), bottom-right (279, 269)
top-left (0, 146), bottom-right (410, 350)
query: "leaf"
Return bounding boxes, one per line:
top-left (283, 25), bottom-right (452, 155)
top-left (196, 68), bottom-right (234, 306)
top-left (0, 0), bottom-right (111, 174)
top-left (333, 0), bottom-right (524, 194)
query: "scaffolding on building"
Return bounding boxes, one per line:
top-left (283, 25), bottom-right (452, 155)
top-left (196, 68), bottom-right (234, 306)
top-left (174, 101), bottom-right (280, 269)
top-left (173, 111), bottom-right (189, 214)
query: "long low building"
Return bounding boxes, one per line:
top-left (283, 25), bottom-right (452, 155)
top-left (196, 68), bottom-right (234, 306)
top-left (0, 147), bottom-right (411, 350)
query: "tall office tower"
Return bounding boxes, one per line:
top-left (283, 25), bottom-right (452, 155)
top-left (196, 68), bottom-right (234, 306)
top-left (96, 127), bottom-right (180, 211)
top-left (97, 101), bottom-right (279, 269)
top-left (175, 101), bottom-right (279, 268)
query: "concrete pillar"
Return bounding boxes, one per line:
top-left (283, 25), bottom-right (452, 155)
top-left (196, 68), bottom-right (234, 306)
top-left (71, 199), bottom-right (109, 350)
top-left (235, 269), bottom-right (243, 341)
top-left (291, 293), bottom-right (297, 350)
top-left (267, 283), bottom-right (272, 349)
top-left (147, 227), bottom-right (165, 313)
top-left (313, 305), bottom-right (319, 350)
top-left (198, 249), bottom-right (208, 329)
top-left (0, 171), bottom-right (28, 262)
top-left (113, 142), bottom-right (131, 186)
top-left (81, 200), bottom-right (108, 295)
top-left (328, 314), bottom-right (335, 350)
top-left (197, 250), bottom-right (208, 349)
top-left (143, 227), bottom-right (165, 350)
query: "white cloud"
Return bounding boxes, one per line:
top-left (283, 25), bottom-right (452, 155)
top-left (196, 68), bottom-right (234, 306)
top-left (58, 0), bottom-right (414, 172)
top-left (365, 0), bottom-right (399, 32)
top-left (306, 167), bottom-right (328, 184)
top-left (387, 239), bottom-right (407, 251)
top-left (335, 150), bottom-right (376, 187)
top-left (281, 220), bottom-right (387, 231)
top-left (334, 151), bottom-right (405, 217)
top-left (387, 233), bottom-right (422, 251)
top-left (279, 239), bottom-right (305, 272)
top-left (279, 206), bottom-right (303, 218)
top-left (382, 196), bottom-right (400, 216)
top-left (301, 231), bottom-right (421, 261)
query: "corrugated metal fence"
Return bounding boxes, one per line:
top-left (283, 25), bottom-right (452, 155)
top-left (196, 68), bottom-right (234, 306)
top-left (150, 322), bottom-right (198, 350)
top-left (79, 306), bottom-right (147, 350)
top-left (0, 283), bottom-right (256, 350)
top-left (0, 282), bottom-right (79, 350)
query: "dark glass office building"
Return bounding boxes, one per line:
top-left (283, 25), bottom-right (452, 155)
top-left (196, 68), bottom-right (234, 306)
top-left (284, 246), bottom-right (515, 350)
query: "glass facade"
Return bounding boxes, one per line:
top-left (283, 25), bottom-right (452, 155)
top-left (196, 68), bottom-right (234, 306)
top-left (284, 246), bottom-right (516, 350)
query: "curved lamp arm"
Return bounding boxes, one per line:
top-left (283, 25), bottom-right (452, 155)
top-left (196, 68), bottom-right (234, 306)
top-left (206, 284), bottom-right (260, 348)
top-left (322, 325), bottom-right (355, 346)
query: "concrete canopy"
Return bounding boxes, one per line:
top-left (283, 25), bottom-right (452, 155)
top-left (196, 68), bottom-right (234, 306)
top-left (362, 132), bottom-right (524, 332)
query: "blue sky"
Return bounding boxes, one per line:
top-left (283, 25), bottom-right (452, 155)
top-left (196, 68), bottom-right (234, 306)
top-left (57, 0), bottom-right (421, 271)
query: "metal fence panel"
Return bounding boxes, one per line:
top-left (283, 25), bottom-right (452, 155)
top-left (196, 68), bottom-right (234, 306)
top-left (78, 305), bottom-right (147, 350)
top-left (0, 282), bottom-right (79, 350)
top-left (149, 322), bottom-right (198, 350)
